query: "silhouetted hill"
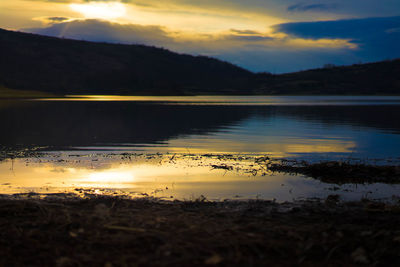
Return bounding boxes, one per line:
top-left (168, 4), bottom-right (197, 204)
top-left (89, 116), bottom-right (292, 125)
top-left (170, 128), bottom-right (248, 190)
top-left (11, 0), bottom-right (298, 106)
top-left (254, 60), bottom-right (400, 95)
top-left (0, 28), bottom-right (254, 95)
top-left (1, 28), bottom-right (399, 95)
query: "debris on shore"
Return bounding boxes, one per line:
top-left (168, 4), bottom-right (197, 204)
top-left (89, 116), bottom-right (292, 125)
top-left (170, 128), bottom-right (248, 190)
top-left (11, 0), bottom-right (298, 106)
top-left (1, 194), bottom-right (400, 266)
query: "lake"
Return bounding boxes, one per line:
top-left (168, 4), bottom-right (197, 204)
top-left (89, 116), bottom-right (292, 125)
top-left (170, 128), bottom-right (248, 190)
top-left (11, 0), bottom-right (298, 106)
top-left (1, 95), bottom-right (400, 201)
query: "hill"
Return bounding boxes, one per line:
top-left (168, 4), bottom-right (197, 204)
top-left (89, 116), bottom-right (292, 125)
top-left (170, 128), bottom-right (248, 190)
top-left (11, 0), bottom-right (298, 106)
top-left (0, 28), bottom-right (254, 95)
top-left (1, 28), bottom-right (399, 95)
top-left (254, 60), bottom-right (400, 95)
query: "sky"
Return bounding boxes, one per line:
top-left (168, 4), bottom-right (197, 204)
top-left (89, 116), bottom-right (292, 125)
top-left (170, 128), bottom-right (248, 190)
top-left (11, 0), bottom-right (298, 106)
top-left (1, 0), bottom-right (400, 73)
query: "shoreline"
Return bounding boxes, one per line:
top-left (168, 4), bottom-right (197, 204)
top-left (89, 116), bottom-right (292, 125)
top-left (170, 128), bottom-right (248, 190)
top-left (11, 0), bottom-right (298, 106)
top-left (1, 195), bottom-right (400, 266)
top-left (2, 150), bottom-right (400, 184)
top-left (1, 151), bottom-right (400, 265)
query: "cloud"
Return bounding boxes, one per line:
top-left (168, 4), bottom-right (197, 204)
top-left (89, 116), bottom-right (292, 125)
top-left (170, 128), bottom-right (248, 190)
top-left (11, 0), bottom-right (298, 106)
top-left (230, 29), bottom-right (262, 35)
top-left (225, 35), bottom-right (274, 42)
top-left (273, 16), bottom-right (400, 40)
top-left (287, 3), bottom-right (337, 12)
top-left (34, 16), bottom-right (73, 24)
top-left (24, 0), bottom-right (400, 19)
top-left (47, 17), bottom-right (70, 22)
top-left (24, 19), bottom-right (173, 46)
top-left (21, 16), bottom-right (399, 73)
top-left (224, 30), bottom-right (274, 42)
top-left (23, 18), bottom-right (353, 50)
top-left (272, 16), bottom-right (400, 66)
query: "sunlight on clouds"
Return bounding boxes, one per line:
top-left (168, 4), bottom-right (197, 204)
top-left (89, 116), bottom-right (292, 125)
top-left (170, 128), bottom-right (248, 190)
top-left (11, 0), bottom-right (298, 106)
top-left (290, 38), bottom-right (358, 50)
top-left (0, 0), bottom-right (374, 72)
top-left (70, 2), bottom-right (126, 20)
top-left (33, 16), bottom-right (74, 24)
top-left (0, 0), bottom-right (77, 29)
top-left (266, 33), bottom-right (359, 50)
top-left (120, 3), bottom-right (276, 33)
top-left (165, 29), bottom-right (358, 53)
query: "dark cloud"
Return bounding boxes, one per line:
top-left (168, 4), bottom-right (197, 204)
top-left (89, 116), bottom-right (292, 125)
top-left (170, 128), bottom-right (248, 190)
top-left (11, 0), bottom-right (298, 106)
top-left (273, 16), bottom-right (400, 64)
top-left (225, 29), bottom-right (274, 42)
top-left (225, 35), bottom-right (274, 42)
top-left (287, 3), bottom-right (337, 12)
top-left (46, 17), bottom-right (70, 22)
top-left (230, 29), bottom-right (261, 35)
top-left (274, 16), bottom-right (400, 39)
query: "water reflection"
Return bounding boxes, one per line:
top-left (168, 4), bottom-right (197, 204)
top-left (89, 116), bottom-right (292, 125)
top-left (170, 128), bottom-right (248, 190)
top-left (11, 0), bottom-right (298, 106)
top-left (1, 96), bottom-right (400, 199)
top-left (1, 96), bottom-right (400, 159)
top-left (1, 154), bottom-right (398, 202)
top-left (41, 95), bottom-right (400, 106)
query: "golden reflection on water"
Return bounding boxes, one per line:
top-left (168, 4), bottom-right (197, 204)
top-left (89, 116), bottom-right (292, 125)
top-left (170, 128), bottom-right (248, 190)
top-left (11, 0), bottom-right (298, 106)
top-left (0, 153), bottom-right (398, 201)
top-left (164, 137), bottom-right (355, 155)
top-left (36, 95), bottom-right (400, 106)
top-left (71, 137), bottom-right (355, 156)
top-left (40, 95), bottom-right (274, 103)
top-left (0, 154), bottom-right (304, 200)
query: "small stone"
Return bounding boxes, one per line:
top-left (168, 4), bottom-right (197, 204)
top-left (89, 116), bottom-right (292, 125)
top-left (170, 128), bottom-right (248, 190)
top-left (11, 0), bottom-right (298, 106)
top-left (56, 257), bottom-right (75, 267)
top-left (205, 254), bottom-right (223, 265)
top-left (336, 231), bottom-right (344, 238)
top-left (351, 247), bottom-right (369, 264)
top-left (69, 231), bottom-right (78, 238)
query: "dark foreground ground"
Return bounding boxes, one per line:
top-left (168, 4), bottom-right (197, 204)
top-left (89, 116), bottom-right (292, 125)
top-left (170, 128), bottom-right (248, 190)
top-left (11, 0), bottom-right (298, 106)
top-left (1, 195), bottom-right (400, 266)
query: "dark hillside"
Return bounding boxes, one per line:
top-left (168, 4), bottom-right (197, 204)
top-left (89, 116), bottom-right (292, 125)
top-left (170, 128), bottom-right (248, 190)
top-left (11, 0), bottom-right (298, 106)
top-left (0, 28), bottom-right (254, 95)
top-left (1, 28), bottom-right (400, 95)
top-left (255, 60), bottom-right (400, 95)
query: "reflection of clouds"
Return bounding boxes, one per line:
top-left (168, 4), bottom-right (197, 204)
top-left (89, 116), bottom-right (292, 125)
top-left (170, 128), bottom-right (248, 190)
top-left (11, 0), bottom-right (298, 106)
top-left (2, 155), bottom-right (399, 202)
top-left (49, 167), bottom-right (69, 173)
top-left (87, 170), bottom-right (135, 184)
top-left (0, 155), bottom-right (275, 190)
top-left (167, 136), bottom-right (355, 155)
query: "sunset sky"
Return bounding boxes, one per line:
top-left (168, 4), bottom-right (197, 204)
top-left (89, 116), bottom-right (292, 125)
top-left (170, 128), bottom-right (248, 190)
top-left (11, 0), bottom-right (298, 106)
top-left (1, 0), bottom-right (400, 73)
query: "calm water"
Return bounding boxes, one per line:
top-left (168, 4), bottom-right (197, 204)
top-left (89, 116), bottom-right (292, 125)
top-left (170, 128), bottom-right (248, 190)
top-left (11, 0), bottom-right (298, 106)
top-left (1, 96), bottom-right (400, 201)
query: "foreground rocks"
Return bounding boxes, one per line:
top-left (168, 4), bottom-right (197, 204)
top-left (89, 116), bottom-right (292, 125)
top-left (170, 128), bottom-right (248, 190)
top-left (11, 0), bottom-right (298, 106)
top-left (1, 195), bottom-right (400, 266)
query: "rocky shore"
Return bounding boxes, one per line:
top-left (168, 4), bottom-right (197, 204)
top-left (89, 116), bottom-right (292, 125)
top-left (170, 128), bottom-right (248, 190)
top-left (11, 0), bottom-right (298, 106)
top-left (1, 194), bottom-right (400, 266)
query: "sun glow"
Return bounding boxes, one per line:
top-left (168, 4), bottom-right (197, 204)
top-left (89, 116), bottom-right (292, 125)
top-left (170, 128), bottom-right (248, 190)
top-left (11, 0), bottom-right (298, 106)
top-left (70, 2), bottom-right (126, 20)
